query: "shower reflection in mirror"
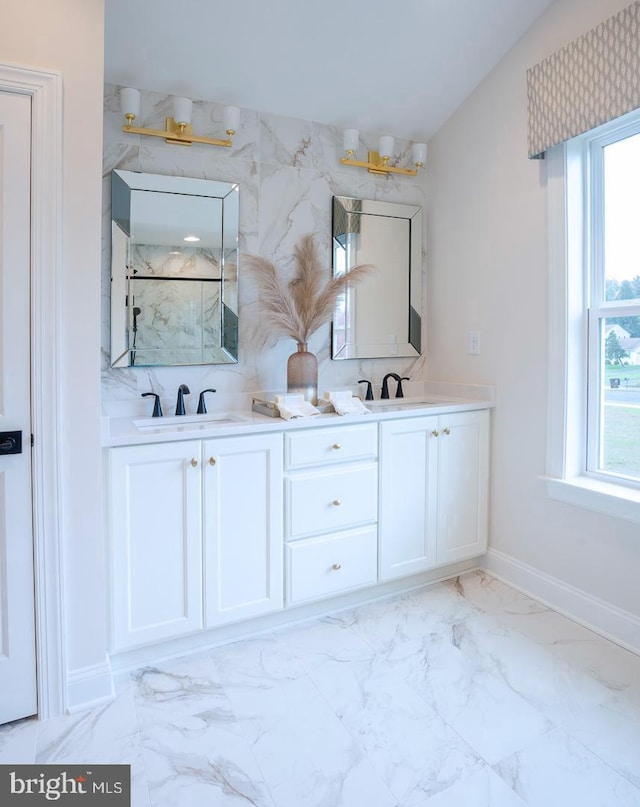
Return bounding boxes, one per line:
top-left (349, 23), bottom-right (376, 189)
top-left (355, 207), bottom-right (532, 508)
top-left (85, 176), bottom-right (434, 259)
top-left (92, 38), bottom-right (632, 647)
top-left (110, 170), bottom-right (239, 368)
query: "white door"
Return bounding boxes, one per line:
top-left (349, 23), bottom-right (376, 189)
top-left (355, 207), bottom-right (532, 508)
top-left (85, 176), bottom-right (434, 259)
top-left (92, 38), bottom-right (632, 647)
top-left (0, 90), bottom-right (37, 723)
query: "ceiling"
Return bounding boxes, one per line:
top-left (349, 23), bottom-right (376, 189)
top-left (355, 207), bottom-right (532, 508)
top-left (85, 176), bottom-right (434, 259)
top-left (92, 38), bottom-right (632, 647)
top-left (104, 0), bottom-right (554, 141)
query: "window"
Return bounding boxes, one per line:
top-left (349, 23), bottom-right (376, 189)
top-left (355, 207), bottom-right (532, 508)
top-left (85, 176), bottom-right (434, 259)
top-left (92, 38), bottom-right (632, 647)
top-left (546, 109), bottom-right (640, 521)
top-left (587, 124), bottom-right (640, 486)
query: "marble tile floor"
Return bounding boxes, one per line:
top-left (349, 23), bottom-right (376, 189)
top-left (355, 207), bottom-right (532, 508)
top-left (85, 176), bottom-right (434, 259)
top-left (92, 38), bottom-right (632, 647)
top-left (2, 571), bottom-right (640, 806)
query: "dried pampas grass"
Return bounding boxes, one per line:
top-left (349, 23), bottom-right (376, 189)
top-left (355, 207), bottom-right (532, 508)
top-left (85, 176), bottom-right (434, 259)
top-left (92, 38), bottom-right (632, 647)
top-left (243, 234), bottom-right (373, 344)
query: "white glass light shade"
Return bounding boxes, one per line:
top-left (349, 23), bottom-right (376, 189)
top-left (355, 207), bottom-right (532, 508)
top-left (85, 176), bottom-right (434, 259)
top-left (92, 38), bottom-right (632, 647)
top-left (173, 96), bottom-right (193, 126)
top-left (120, 87), bottom-right (140, 119)
top-left (224, 105), bottom-right (240, 132)
top-left (412, 142), bottom-right (427, 166)
top-left (378, 135), bottom-right (394, 159)
top-left (343, 128), bottom-right (359, 154)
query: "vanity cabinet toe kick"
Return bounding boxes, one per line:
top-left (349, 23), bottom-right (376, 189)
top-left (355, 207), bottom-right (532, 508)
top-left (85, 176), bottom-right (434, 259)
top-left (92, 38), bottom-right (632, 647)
top-left (106, 410), bottom-right (490, 655)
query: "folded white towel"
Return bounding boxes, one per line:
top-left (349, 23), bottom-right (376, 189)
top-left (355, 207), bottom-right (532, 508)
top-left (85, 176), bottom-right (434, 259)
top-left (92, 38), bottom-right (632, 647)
top-left (323, 390), bottom-right (371, 416)
top-left (324, 389), bottom-right (353, 405)
top-left (275, 394), bottom-right (321, 421)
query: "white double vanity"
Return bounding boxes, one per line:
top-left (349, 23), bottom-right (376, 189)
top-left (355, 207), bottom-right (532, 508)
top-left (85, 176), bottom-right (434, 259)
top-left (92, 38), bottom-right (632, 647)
top-left (104, 170), bottom-right (493, 668)
top-left (103, 393), bottom-right (492, 667)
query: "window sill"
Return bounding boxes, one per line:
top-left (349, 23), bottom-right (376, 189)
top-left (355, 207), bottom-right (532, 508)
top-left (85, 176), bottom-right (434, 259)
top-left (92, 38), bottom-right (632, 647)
top-left (545, 475), bottom-right (640, 524)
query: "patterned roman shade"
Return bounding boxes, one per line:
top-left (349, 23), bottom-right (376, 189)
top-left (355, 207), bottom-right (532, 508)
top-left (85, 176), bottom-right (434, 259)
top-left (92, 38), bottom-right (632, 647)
top-left (527, 1), bottom-right (640, 159)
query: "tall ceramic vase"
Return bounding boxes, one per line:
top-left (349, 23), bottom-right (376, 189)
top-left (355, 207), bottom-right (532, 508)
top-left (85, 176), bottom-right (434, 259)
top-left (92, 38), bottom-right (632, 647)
top-left (287, 341), bottom-right (318, 404)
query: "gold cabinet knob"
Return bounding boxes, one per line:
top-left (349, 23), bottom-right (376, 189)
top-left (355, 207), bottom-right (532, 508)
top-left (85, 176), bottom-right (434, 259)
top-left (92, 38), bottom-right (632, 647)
top-left (332, 443), bottom-right (341, 450)
top-left (443, 427), bottom-right (451, 435)
top-left (209, 457), bottom-right (216, 466)
top-left (331, 563), bottom-right (342, 571)
top-left (431, 430), bottom-right (439, 437)
top-left (332, 499), bottom-right (342, 506)
top-left (190, 458), bottom-right (198, 467)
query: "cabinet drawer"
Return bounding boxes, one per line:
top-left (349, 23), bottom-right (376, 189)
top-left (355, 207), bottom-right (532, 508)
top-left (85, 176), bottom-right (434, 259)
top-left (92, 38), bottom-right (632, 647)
top-left (287, 526), bottom-right (377, 605)
top-left (286, 462), bottom-right (377, 539)
top-left (284, 423), bottom-right (377, 469)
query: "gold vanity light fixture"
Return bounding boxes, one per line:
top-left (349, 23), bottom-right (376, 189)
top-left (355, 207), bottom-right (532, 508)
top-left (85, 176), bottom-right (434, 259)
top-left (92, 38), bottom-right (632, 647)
top-left (340, 129), bottom-right (427, 176)
top-left (119, 87), bottom-right (241, 148)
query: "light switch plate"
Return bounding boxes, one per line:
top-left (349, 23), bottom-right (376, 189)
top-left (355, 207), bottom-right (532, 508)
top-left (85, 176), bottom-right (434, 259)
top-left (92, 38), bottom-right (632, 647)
top-left (468, 330), bottom-right (480, 355)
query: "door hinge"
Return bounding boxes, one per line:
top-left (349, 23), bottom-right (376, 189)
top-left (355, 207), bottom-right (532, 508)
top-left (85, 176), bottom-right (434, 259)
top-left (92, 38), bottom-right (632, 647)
top-left (31, 433), bottom-right (34, 447)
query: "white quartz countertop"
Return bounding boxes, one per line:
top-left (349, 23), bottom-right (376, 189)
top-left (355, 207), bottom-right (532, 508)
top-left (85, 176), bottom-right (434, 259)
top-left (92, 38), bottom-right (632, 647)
top-left (102, 395), bottom-right (495, 448)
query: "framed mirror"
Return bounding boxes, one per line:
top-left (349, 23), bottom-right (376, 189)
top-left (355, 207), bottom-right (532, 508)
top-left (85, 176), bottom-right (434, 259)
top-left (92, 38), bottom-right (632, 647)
top-left (110, 170), bottom-right (239, 367)
top-left (331, 195), bottom-right (422, 360)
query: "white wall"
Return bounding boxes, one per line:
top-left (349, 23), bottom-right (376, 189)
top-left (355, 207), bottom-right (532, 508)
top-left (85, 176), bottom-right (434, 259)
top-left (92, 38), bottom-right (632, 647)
top-left (427, 0), bottom-right (640, 620)
top-left (0, 0), bottom-right (107, 700)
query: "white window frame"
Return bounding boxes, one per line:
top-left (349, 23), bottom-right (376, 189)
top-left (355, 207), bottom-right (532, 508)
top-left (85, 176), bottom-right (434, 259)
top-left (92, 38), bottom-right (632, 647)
top-left (546, 109), bottom-right (640, 524)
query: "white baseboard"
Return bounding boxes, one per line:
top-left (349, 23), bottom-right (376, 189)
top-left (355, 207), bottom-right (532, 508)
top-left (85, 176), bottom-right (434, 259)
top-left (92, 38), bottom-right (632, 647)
top-left (66, 655), bottom-right (115, 714)
top-left (482, 548), bottom-right (640, 655)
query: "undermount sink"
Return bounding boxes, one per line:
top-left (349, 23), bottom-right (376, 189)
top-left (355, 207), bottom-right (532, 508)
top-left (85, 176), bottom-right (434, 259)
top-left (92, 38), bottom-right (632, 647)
top-left (365, 397), bottom-right (451, 410)
top-left (133, 413), bottom-right (248, 430)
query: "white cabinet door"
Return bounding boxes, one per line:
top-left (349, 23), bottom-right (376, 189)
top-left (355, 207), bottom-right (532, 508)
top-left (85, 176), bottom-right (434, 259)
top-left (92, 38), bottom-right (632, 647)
top-left (379, 416), bottom-right (438, 580)
top-left (109, 442), bottom-right (203, 651)
top-left (379, 409), bottom-right (490, 581)
top-left (435, 410), bottom-right (489, 565)
top-left (203, 433), bottom-right (283, 627)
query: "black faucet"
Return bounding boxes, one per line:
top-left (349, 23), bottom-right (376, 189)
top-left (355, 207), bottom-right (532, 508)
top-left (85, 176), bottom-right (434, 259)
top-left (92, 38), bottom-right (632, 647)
top-left (381, 373), bottom-right (401, 399)
top-left (381, 373), bottom-right (410, 399)
top-left (141, 392), bottom-right (163, 418)
top-left (396, 376), bottom-right (410, 398)
top-left (197, 388), bottom-right (217, 414)
top-left (358, 379), bottom-right (374, 401)
top-left (175, 384), bottom-right (190, 415)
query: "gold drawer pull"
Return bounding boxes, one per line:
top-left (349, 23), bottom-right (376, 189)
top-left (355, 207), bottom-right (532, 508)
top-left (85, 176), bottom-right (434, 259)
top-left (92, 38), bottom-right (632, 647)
top-left (332, 499), bottom-right (342, 506)
top-left (443, 427), bottom-right (451, 435)
top-left (331, 563), bottom-right (342, 571)
top-left (431, 430), bottom-right (439, 437)
top-left (209, 457), bottom-right (216, 466)
top-left (190, 458), bottom-right (198, 468)
top-left (332, 443), bottom-right (341, 450)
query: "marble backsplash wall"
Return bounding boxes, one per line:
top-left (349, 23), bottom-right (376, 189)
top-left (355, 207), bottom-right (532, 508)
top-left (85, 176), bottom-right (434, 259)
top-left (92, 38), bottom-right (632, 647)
top-left (127, 245), bottom-right (225, 367)
top-left (102, 83), bottom-right (428, 416)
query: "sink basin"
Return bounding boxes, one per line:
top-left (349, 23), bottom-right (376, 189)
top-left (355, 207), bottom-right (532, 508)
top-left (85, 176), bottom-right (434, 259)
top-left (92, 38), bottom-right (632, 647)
top-left (366, 397), bottom-right (449, 411)
top-left (134, 413), bottom-right (248, 430)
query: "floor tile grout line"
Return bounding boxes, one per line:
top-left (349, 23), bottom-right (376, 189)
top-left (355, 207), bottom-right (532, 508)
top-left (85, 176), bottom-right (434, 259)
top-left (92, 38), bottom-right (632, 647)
top-left (291, 664), bottom-right (402, 806)
top-left (431, 575), bottom-right (637, 722)
top-left (269, 622), bottom-right (403, 807)
top-left (206, 647), bottom-right (291, 807)
top-left (466, 572), bottom-right (640, 670)
top-left (281, 614), bottom-right (524, 805)
top-left (132, 651), bottom-right (279, 807)
top-left (561, 723), bottom-right (640, 795)
top-left (127, 668), bottom-right (156, 807)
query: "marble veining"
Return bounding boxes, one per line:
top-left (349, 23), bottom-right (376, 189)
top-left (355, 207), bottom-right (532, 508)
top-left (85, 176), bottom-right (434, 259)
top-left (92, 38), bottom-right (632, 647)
top-left (102, 83), bottom-right (428, 418)
top-left (2, 571), bottom-right (640, 806)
